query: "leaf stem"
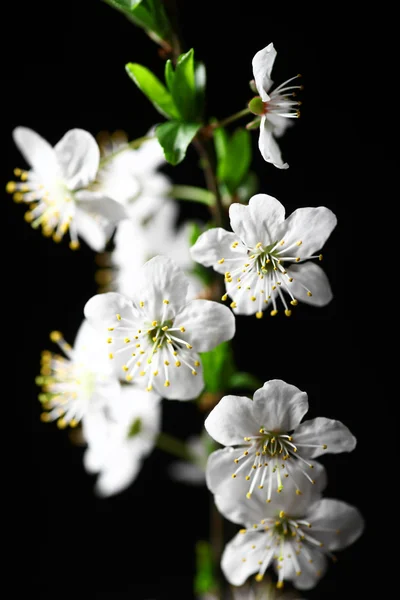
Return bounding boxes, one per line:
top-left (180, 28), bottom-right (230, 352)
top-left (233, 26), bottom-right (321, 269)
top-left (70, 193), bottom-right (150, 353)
top-left (156, 431), bottom-right (192, 461)
top-left (212, 107), bottom-right (252, 129)
top-left (170, 185), bottom-right (215, 206)
top-left (99, 135), bottom-right (154, 167)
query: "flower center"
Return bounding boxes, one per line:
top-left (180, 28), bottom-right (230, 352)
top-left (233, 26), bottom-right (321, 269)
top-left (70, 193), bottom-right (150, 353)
top-left (37, 331), bottom-right (96, 428)
top-left (6, 168), bottom-right (80, 249)
top-left (231, 427), bottom-right (327, 500)
top-left (107, 300), bottom-right (199, 391)
top-left (221, 238), bottom-right (323, 317)
top-left (265, 74), bottom-right (303, 119)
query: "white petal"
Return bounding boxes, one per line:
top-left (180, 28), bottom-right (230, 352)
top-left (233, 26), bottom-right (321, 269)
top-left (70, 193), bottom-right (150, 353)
top-left (175, 299), bottom-right (235, 352)
top-left (229, 193), bottom-right (286, 248)
top-left (287, 262), bottom-right (333, 306)
top-left (293, 417), bottom-right (356, 458)
top-left (74, 207), bottom-right (111, 251)
top-left (221, 530), bottom-right (268, 586)
top-left (132, 256), bottom-right (190, 319)
top-left (54, 128), bottom-right (100, 189)
top-left (252, 43), bottom-right (276, 100)
top-left (75, 190), bottom-right (128, 224)
top-left (258, 117), bottom-right (289, 169)
top-left (12, 127), bottom-right (59, 183)
top-left (190, 228), bottom-right (246, 273)
top-left (151, 352), bottom-right (205, 400)
top-left (169, 461), bottom-right (206, 485)
top-left (306, 498), bottom-right (365, 551)
top-left (277, 544), bottom-right (327, 590)
top-left (266, 112), bottom-right (292, 138)
top-left (205, 395), bottom-right (256, 446)
top-left (252, 379), bottom-right (309, 432)
top-left (84, 292), bottom-right (135, 327)
top-left (95, 447), bottom-right (143, 497)
top-left (279, 207), bottom-right (337, 258)
top-left (226, 277), bottom-right (260, 316)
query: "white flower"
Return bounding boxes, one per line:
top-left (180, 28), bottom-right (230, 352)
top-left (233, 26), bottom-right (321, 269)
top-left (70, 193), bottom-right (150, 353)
top-left (38, 320), bottom-right (121, 428)
top-left (251, 43), bottom-right (302, 168)
top-left (7, 128), bottom-right (126, 250)
top-left (231, 578), bottom-right (305, 600)
top-left (83, 385), bottom-right (161, 497)
top-left (214, 466), bottom-right (364, 589)
top-left (112, 201), bottom-right (205, 300)
top-left (84, 256), bottom-right (236, 400)
top-left (93, 130), bottom-right (171, 222)
top-left (205, 379), bottom-right (356, 501)
top-left (190, 194), bottom-right (337, 317)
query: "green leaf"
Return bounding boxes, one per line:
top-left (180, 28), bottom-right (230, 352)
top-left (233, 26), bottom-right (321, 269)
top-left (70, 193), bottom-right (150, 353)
top-left (194, 541), bottom-right (217, 595)
top-left (200, 342), bottom-right (235, 394)
top-left (156, 121), bottom-right (201, 165)
top-left (213, 126), bottom-right (229, 173)
top-left (228, 372), bottom-right (263, 393)
top-left (170, 49), bottom-right (197, 121)
top-left (219, 128), bottom-right (252, 194)
top-left (104, 0), bottom-right (171, 44)
top-left (125, 63), bottom-right (179, 119)
top-left (164, 59), bottom-right (175, 92)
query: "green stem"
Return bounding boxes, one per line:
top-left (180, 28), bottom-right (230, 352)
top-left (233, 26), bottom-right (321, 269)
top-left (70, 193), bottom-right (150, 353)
top-left (212, 107), bottom-right (252, 130)
top-left (170, 185), bottom-right (215, 206)
top-left (192, 138), bottom-right (224, 228)
top-left (156, 431), bottom-right (192, 461)
top-left (99, 135), bottom-right (154, 167)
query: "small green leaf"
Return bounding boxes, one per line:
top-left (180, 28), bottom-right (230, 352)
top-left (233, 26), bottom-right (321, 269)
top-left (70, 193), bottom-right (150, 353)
top-left (170, 49), bottom-right (197, 121)
top-left (104, 0), bottom-right (171, 45)
top-left (228, 372), bottom-right (262, 393)
top-left (219, 128), bottom-right (252, 194)
top-left (156, 121), bottom-right (201, 165)
top-left (125, 63), bottom-right (179, 119)
top-left (194, 541), bottom-right (218, 595)
top-left (164, 59), bottom-right (175, 92)
top-left (214, 126), bottom-right (229, 170)
top-left (200, 342), bottom-right (235, 394)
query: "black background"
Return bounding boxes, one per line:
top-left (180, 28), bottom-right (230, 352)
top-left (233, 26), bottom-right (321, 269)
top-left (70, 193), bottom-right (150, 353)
top-left (4, 1), bottom-right (387, 598)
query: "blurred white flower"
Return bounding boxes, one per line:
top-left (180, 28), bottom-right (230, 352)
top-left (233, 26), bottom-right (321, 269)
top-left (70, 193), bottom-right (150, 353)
top-left (214, 466), bottom-right (364, 589)
top-left (83, 385), bottom-right (161, 497)
top-left (169, 431), bottom-right (216, 485)
top-left (251, 43), bottom-right (302, 168)
top-left (84, 256), bottom-right (235, 400)
top-left (112, 201), bottom-right (205, 300)
top-left (7, 127), bottom-right (126, 250)
top-left (191, 194), bottom-right (336, 317)
top-left (38, 320), bottom-right (120, 428)
top-left (206, 379), bottom-right (356, 501)
top-left (93, 130), bottom-right (171, 222)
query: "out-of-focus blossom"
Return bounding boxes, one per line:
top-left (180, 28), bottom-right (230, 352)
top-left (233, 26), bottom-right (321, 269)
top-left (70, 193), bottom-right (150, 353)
top-left (191, 194), bottom-right (336, 316)
top-left (214, 465), bottom-right (364, 589)
top-left (7, 127), bottom-right (126, 250)
top-left (206, 379), bottom-right (356, 500)
top-left (93, 130), bottom-right (171, 222)
top-left (84, 256), bottom-right (235, 400)
top-left (169, 431), bottom-right (216, 485)
top-left (83, 385), bottom-right (161, 497)
top-left (198, 577), bottom-right (305, 599)
top-left (38, 320), bottom-right (120, 428)
top-left (250, 43), bottom-right (301, 168)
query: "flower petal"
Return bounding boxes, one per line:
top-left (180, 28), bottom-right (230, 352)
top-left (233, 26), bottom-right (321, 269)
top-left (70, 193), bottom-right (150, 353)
top-left (84, 292), bottom-right (135, 327)
top-left (221, 530), bottom-right (268, 586)
top-left (293, 417), bottom-right (357, 458)
top-left (54, 128), bottom-right (100, 189)
top-left (74, 207), bottom-right (112, 251)
top-left (132, 256), bottom-right (189, 319)
top-left (175, 299), bottom-right (235, 352)
top-left (279, 206), bottom-right (337, 259)
top-left (252, 379), bottom-right (309, 432)
top-left (252, 42), bottom-right (276, 100)
top-left (306, 498), bottom-right (365, 551)
top-left (277, 544), bottom-right (327, 590)
top-left (75, 190), bottom-right (128, 224)
top-left (287, 262), bottom-right (333, 306)
top-left (258, 117), bottom-right (289, 169)
top-left (205, 394), bottom-right (256, 446)
top-left (151, 350), bottom-right (205, 400)
top-left (225, 278), bottom-right (260, 316)
top-left (229, 193), bottom-right (286, 248)
top-left (12, 127), bottom-right (59, 183)
top-left (190, 228), bottom-right (246, 274)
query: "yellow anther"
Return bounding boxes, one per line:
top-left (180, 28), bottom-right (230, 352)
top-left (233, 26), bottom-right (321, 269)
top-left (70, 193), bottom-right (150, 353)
top-left (186, 344), bottom-right (193, 349)
top-left (319, 254), bottom-right (323, 261)
top-left (152, 336), bottom-right (158, 342)
top-left (164, 360), bottom-right (170, 366)
top-left (52, 233), bottom-right (62, 243)
top-left (245, 476), bottom-right (250, 481)
top-left (116, 314), bottom-right (122, 321)
top-left (131, 353), bottom-right (136, 357)
top-left (307, 291), bottom-right (313, 297)
top-left (296, 240), bottom-right (302, 246)
top-left (152, 321), bottom-right (158, 327)
top-left (279, 511), bottom-right (285, 518)
top-left (162, 326), bottom-right (168, 331)
top-left (244, 263), bottom-right (250, 267)
top-left (194, 360), bottom-right (200, 367)
top-left (108, 353), bottom-right (114, 359)
top-left (322, 444), bottom-right (328, 449)
top-left (218, 258), bottom-right (225, 264)
top-left (175, 361), bottom-right (181, 367)
top-left (258, 485), bottom-right (264, 489)
top-left (24, 211), bottom-right (34, 223)
top-left (6, 181), bottom-right (17, 193)
top-left (180, 326), bottom-right (186, 332)
top-left (230, 301), bottom-right (237, 309)
top-left (136, 343), bottom-right (141, 348)
top-left (232, 474), bottom-right (237, 478)
top-left (140, 301), bottom-right (144, 307)
top-left (255, 311), bottom-right (263, 319)
top-left (164, 380), bottom-right (170, 387)
top-left (270, 310), bottom-right (278, 316)
top-left (288, 277), bottom-right (294, 282)
top-left (122, 365), bottom-right (129, 372)
top-left (192, 370), bottom-right (197, 376)
top-left (256, 242), bottom-right (262, 248)
top-left (140, 371), bottom-right (146, 376)
top-left (280, 240), bottom-right (285, 246)
top-left (250, 296), bottom-right (256, 302)
top-left (290, 299), bottom-right (298, 306)
top-left (295, 257), bottom-right (301, 262)
top-left (163, 299), bottom-right (169, 304)
top-left (70, 419), bottom-right (78, 428)
top-left (152, 370), bottom-right (158, 376)
top-left (276, 582), bottom-right (284, 589)
top-left (40, 412), bottom-right (51, 422)
top-left (124, 338), bottom-right (131, 344)
top-left (13, 192), bottom-right (24, 202)
top-left (126, 375), bottom-right (133, 381)
top-left (221, 294), bottom-right (228, 301)
top-left (108, 327), bottom-right (114, 331)
top-left (146, 385), bottom-right (153, 392)
top-left (285, 309), bottom-right (292, 317)
top-left (246, 492), bottom-right (252, 499)
top-left (57, 418), bottom-right (67, 430)
top-left (234, 458), bottom-right (239, 464)
top-left (272, 285), bottom-right (276, 291)
top-left (69, 240), bottom-right (80, 250)
top-left (255, 574), bottom-right (264, 582)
